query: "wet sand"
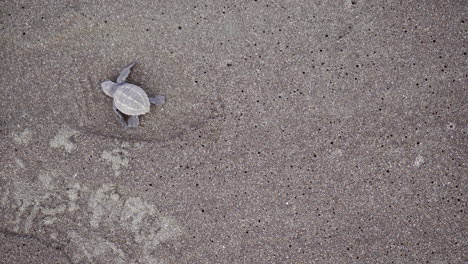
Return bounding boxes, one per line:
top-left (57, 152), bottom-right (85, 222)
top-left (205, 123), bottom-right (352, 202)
top-left (0, 1), bottom-right (466, 263)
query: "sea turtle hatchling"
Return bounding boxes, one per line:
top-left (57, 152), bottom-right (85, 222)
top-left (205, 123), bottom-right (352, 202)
top-left (101, 63), bottom-right (166, 128)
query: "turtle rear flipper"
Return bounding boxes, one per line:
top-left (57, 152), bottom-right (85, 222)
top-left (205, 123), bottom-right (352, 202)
top-left (149, 96), bottom-right (166, 105)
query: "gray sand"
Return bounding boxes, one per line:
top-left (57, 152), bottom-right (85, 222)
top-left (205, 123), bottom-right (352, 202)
top-left (0, 1), bottom-right (466, 263)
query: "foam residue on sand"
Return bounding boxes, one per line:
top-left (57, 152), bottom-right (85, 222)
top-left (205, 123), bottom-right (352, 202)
top-left (49, 125), bottom-right (79, 153)
top-left (13, 128), bottom-right (33, 144)
top-left (101, 147), bottom-right (129, 176)
top-left (2, 172), bottom-right (183, 263)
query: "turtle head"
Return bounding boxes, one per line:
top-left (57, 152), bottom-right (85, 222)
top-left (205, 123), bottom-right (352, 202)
top-left (101, 81), bottom-right (118, 97)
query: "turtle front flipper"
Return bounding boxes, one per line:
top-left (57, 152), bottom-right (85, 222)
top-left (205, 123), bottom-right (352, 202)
top-left (149, 95), bottom-right (166, 105)
top-left (113, 102), bottom-right (128, 128)
top-left (128, 116), bottom-right (139, 128)
top-left (116, 63), bottom-right (136, 84)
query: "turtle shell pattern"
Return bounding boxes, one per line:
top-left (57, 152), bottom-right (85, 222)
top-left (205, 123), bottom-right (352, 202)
top-left (114, 83), bottom-right (151, 115)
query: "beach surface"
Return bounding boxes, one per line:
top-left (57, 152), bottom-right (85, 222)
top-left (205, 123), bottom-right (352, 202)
top-left (1, 1), bottom-right (466, 263)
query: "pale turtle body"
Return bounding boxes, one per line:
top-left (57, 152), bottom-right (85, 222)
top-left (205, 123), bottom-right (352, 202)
top-left (101, 63), bottom-right (165, 128)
